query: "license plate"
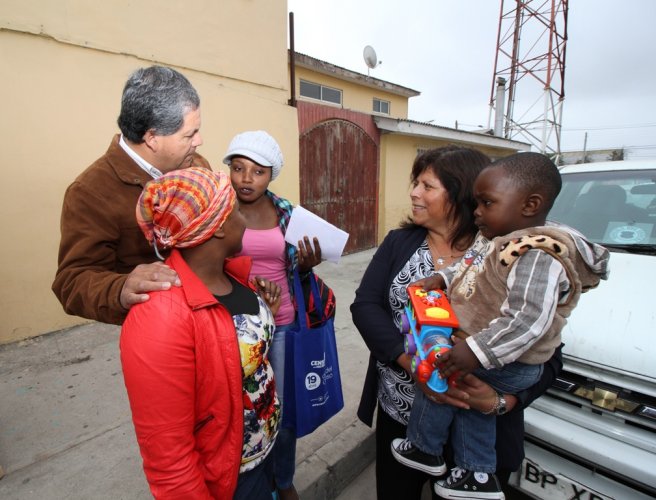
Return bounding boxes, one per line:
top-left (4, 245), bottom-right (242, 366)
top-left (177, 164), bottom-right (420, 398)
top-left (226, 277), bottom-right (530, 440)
top-left (514, 458), bottom-right (613, 499)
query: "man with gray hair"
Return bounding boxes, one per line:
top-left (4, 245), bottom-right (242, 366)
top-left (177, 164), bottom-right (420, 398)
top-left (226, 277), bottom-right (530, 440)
top-left (53, 65), bottom-right (209, 324)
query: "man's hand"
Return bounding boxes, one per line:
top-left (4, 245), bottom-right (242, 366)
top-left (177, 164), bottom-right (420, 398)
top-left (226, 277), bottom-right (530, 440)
top-left (119, 262), bottom-right (181, 310)
top-left (253, 276), bottom-right (282, 316)
top-left (297, 236), bottom-right (322, 273)
top-left (412, 274), bottom-right (446, 291)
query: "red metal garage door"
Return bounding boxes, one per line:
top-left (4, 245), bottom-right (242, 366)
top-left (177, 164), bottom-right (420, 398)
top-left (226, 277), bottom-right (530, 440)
top-left (299, 119), bottom-right (378, 254)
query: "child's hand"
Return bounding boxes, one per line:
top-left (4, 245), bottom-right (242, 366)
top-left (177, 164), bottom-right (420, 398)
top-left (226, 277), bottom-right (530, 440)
top-left (437, 337), bottom-right (481, 377)
top-left (252, 276), bottom-right (282, 316)
top-left (412, 273), bottom-right (446, 291)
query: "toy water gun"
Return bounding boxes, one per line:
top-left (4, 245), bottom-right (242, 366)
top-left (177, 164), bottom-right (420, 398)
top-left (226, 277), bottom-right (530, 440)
top-left (400, 285), bottom-right (459, 393)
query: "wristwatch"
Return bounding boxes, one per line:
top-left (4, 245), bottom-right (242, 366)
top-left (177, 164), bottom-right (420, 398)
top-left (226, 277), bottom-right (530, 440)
top-left (496, 393), bottom-right (508, 415)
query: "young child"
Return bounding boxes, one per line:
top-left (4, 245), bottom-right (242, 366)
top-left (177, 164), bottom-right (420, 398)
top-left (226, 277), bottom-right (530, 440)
top-left (391, 152), bottom-right (610, 499)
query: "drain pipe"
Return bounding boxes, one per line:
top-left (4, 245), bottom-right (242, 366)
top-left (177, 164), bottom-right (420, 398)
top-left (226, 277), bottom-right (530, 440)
top-left (288, 12), bottom-right (297, 107)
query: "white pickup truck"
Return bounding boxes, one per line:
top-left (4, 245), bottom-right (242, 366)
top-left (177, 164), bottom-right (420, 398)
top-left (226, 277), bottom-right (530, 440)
top-left (509, 160), bottom-right (656, 499)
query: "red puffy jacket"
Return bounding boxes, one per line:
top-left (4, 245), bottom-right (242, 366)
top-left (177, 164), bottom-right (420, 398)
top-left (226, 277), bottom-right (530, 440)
top-left (121, 250), bottom-right (250, 499)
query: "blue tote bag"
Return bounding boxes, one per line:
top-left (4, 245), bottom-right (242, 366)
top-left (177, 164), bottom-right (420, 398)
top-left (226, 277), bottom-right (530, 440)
top-left (282, 269), bottom-right (344, 438)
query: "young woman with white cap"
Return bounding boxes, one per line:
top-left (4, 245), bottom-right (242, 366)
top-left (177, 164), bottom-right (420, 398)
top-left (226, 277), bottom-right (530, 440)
top-left (224, 130), bottom-right (323, 500)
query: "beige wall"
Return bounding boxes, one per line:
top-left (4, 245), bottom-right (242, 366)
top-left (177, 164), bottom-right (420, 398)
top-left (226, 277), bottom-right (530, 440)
top-left (294, 66), bottom-right (409, 119)
top-left (378, 135), bottom-right (417, 240)
top-left (0, 0), bottom-right (300, 344)
top-left (2, 0), bottom-right (288, 90)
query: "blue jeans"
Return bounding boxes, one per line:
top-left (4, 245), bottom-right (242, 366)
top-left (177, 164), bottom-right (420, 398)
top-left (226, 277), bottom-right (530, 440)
top-left (269, 321), bottom-right (297, 489)
top-left (407, 361), bottom-right (543, 473)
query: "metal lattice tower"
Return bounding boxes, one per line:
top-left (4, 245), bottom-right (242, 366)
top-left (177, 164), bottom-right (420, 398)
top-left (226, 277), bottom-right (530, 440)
top-left (488, 0), bottom-right (569, 159)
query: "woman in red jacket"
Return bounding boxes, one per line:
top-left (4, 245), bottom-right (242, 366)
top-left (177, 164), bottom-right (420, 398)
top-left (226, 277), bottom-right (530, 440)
top-left (121, 167), bottom-right (281, 500)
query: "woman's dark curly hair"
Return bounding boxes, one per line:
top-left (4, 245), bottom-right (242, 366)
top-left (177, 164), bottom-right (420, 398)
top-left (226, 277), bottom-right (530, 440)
top-left (401, 145), bottom-right (491, 250)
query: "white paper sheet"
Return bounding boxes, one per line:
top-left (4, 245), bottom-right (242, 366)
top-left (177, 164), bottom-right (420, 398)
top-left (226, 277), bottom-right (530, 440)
top-left (284, 206), bottom-right (349, 263)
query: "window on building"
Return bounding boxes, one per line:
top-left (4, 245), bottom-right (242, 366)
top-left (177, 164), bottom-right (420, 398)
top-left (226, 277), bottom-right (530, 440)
top-left (373, 98), bottom-right (390, 115)
top-left (300, 80), bottom-right (342, 105)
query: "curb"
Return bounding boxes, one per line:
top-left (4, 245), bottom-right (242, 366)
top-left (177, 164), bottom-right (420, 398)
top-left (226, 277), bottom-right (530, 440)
top-left (297, 421), bottom-right (375, 500)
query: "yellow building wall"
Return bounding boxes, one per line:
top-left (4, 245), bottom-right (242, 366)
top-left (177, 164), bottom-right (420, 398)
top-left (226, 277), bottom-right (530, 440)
top-left (0, 0), bottom-right (299, 344)
top-left (2, 0), bottom-right (288, 90)
top-left (294, 66), bottom-right (409, 119)
top-left (379, 135), bottom-right (414, 240)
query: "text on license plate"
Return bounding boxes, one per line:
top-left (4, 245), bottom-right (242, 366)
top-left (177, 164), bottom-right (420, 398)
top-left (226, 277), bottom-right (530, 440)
top-left (516, 458), bottom-right (613, 499)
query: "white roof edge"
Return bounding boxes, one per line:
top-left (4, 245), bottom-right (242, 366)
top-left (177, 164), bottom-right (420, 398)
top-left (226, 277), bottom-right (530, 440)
top-left (374, 116), bottom-right (531, 151)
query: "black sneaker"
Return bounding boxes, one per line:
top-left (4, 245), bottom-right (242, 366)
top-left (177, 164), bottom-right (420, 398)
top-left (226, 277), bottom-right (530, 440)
top-left (390, 438), bottom-right (446, 476)
top-left (434, 467), bottom-right (505, 499)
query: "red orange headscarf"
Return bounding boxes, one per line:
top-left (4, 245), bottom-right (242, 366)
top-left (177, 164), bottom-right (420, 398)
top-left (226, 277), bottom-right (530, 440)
top-left (137, 167), bottom-right (236, 255)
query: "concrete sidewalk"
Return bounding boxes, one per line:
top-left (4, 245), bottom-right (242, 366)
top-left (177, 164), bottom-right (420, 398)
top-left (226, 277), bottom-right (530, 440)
top-left (0, 249), bottom-right (377, 500)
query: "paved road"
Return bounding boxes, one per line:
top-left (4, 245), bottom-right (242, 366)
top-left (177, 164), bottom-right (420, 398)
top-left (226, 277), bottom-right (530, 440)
top-left (336, 462), bottom-right (433, 500)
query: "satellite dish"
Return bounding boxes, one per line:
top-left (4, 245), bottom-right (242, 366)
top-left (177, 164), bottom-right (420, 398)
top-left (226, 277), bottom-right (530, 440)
top-left (363, 45), bottom-right (380, 74)
top-left (363, 45), bottom-right (378, 69)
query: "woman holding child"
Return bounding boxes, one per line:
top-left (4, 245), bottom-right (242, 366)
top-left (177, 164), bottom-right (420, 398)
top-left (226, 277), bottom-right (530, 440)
top-left (351, 147), bottom-right (564, 499)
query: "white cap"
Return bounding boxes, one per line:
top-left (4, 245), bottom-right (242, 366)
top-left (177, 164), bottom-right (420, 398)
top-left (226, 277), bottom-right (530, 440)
top-left (222, 130), bottom-right (284, 180)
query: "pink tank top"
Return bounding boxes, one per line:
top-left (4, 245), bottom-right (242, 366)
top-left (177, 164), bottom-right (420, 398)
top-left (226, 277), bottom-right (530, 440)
top-left (237, 227), bottom-right (296, 325)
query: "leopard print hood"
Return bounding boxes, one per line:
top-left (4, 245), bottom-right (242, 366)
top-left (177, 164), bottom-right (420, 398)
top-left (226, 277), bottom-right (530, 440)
top-left (499, 221), bottom-right (610, 287)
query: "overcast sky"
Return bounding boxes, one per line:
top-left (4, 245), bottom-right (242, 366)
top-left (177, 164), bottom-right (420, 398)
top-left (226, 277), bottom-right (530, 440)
top-left (287, 0), bottom-right (656, 159)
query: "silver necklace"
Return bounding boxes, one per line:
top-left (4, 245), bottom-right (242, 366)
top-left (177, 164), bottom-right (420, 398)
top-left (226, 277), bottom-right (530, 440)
top-left (426, 238), bottom-right (462, 267)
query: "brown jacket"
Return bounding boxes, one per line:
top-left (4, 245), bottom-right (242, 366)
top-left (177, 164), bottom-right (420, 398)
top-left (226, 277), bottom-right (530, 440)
top-left (52, 135), bottom-right (211, 325)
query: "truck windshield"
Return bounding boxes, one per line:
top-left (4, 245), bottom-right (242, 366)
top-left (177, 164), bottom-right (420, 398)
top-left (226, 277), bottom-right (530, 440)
top-left (550, 169), bottom-right (656, 251)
